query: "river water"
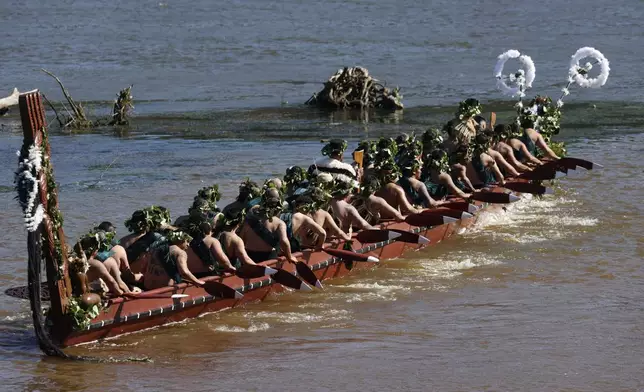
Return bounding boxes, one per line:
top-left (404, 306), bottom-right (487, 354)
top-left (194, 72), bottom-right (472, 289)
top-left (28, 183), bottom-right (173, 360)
top-left (1, 0), bottom-right (643, 391)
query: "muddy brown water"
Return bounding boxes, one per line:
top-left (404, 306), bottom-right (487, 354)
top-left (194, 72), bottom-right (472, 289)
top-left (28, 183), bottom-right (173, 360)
top-left (1, 0), bottom-right (644, 390)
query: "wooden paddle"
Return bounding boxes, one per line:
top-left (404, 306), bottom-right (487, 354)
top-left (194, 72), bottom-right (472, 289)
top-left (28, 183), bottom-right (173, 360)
top-left (501, 181), bottom-right (551, 195)
top-left (235, 264), bottom-right (279, 279)
top-left (439, 201), bottom-right (479, 213)
top-left (5, 282), bottom-right (50, 301)
top-left (356, 229), bottom-right (402, 243)
top-left (322, 247), bottom-right (379, 263)
top-left (405, 212), bottom-right (459, 227)
top-left (353, 149), bottom-right (364, 169)
top-left (489, 112), bottom-right (496, 129)
top-left (558, 157), bottom-right (603, 171)
top-left (200, 281), bottom-right (244, 299)
top-left (389, 229), bottom-right (430, 244)
top-left (422, 207), bottom-right (473, 220)
top-left (541, 158), bottom-right (577, 171)
top-left (357, 229), bottom-right (428, 244)
top-left (295, 261), bottom-right (323, 289)
top-left (271, 269), bottom-right (312, 291)
top-left (518, 166), bottom-right (566, 181)
top-left (469, 191), bottom-right (520, 204)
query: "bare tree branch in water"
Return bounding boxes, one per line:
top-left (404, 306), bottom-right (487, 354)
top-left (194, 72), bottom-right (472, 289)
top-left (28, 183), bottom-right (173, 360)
top-left (40, 69), bottom-right (134, 129)
top-left (41, 68), bottom-right (93, 128)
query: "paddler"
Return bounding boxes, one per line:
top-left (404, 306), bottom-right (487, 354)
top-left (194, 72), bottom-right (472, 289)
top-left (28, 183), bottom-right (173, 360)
top-left (445, 98), bottom-right (481, 151)
top-left (374, 160), bottom-right (424, 216)
top-left (304, 187), bottom-right (352, 242)
top-left (280, 194), bottom-right (327, 252)
top-left (142, 231), bottom-right (204, 290)
top-left (186, 219), bottom-right (240, 275)
top-left (76, 230), bottom-right (132, 296)
top-left (93, 221), bottom-right (137, 281)
top-left (472, 117), bottom-right (522, 177)
top-left (329, 180), bottom-right (377, 232)
top-left (490, 123), bottom-right (534, 172)
top-left (283, 165), bottom-right (309, 198)
top-left (217, 205), bottom-right (261, 267)
top-left (465, 132), bottom-right (505, 187)
top-left (313, 139), bottom-right (360, 187)
top-left (518, 95), bottom-right (561, 160)
top-left (119, 206), bottom-right (174, 260)
top-left (420, 148), bottom-right (472, 199)
top-left (222, 178), bottom-right (263, 213)
top-left (354, 174), bottom-right (405, 223)
top-left (397, 157), bottom-right (445, 208)
top-left (239, 186), bottom-right (299, 263)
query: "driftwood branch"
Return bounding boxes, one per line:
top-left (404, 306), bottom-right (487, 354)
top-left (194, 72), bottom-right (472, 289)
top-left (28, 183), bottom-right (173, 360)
top-left (0, 88), bottom-right (20, 116)
top-left (41, 94), bottom-right (66, 128)
top-left (41, 69), bottom-right (91, 127)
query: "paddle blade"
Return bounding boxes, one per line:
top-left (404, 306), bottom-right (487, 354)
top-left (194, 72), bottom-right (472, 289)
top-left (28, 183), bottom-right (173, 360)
top-left (502, 181), bottom-right (549, 195)
top-left (295, 261), bottom-right (323, 289)
top-left (4, 283), bottom-right (50, 301)
top-left (518, 166), bottom-right (564, 181)
top-left (236, 264), bottom-right (278, 279)
top-left (470, 191), bottom-right (520, 204)
top-left (272, 269), bottom-right (312, 291)
top-left (440, 201), bottom-right (479, 214)
top-left (405, 213), bottom-right (458, 227)
top-left (559, 157), bottom-right (602, 170)
top-left (423, 207), bottom-right (473, 220)
top-left (356, 229), bottom-right (402, 243)
top-left (353, 150), bottom-right (364, 168)
top-left (390, 229), bottom-right (430, 244)
top-left (322, 247), bottom-right (378, 263)
top-left (203, 281), bottom-right (244, 299)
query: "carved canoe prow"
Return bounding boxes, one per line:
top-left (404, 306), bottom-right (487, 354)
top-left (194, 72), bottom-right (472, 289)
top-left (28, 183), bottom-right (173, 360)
top-left (17, 90), bottom-right (73, 343)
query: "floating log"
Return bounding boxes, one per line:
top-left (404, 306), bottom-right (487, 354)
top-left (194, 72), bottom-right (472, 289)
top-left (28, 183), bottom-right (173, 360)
top-left (0, 88), bottom-right (20, 115)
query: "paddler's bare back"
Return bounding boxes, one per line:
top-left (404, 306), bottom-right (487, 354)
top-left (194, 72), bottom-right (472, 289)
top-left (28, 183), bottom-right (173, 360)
top-left (143, 253), bottom-right (172, 290)
top-left (185, 245), bottom-right (211, 276)
top-left (376, 183), bottom-right (401, 211)
top-left (240, 218), bottom-right (281, 251)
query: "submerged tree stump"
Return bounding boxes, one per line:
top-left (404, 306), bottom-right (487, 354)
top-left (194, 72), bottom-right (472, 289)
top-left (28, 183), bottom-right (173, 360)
top-left (306, 67), bottom-right (403, 110)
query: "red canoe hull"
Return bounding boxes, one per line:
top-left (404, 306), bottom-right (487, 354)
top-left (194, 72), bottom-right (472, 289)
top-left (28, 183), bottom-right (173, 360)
top-left (59, 199), bottom-right (506, 347)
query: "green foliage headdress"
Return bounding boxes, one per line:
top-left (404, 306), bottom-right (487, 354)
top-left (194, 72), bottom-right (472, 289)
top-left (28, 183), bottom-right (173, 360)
top-left (124, 205), bottom-right (171, 233)
top-left (518, 95), bottom-right (562, 142)
top-left (195, 184), bottom-right (221, 212)
top-left (283, 166), bottom-right (308, 192)
top-left (237, 178), bottom-right (262, 203)
top-left (77, 229), bottom-right (116, 258)
top-left (321, 139), bottom-right (348, 157)
top-left (166, 230), bottom-right (192, 243)
top-left (360, 175), bottom-right (382, 197)
top-left (456, 98), bottom-right (482, 120)
top-left (422, 128), bottom-right (445, 153)
top-left (423, 149), bottom-right (451, 174)
top-left (255, 181), bottom-right (285, 219)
